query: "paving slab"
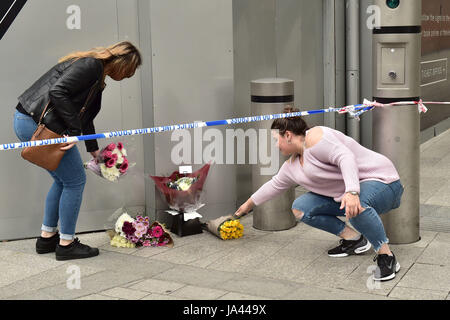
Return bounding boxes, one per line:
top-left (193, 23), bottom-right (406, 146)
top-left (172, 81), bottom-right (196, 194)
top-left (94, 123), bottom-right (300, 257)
top-left (214, 274), bottom-right (300, 299)
top-left (76, 293), bottom-right (119, 300)
top-left (66, 250), bottom-right (176, 278)
top-left (425, 179), bottom-right (450, 207)
top-left (236, 238), bottom-right (338, 282)
top-left (99, 286), bottom-right (150, 300)
top-left (140, 293), bottom-right (188, 300)
top-left (169, 285), bottom-right (228, 300)
top-left (153, 264), bottom-right (236, 288)
top-left (420, 177), bottom-right (449, 203)
top-left (218, 292), bottom-right (271, 300)
top-left (150, 237), bottom-right (239, 265)
top-left (39, 270), bottom-right (143, 300)
top-left (293, 252), bottom-right (369, 288)
top-left (416, 232), bottom-right (450, 266)
top-left (388, 287), bottom-right (448, 300)
top-left (282, 284), bottom-right (391, 300)
top-left (396, 263), bottom-right (450, 292)
top-left (0, 260), bottom-right (45, 288)
top-left (204, 238), bottom-right (293, 275)
top-left (128, 278), bottom-right (186, 294)
top-left (6, 289), bottom-right (60, 300)
top-left (0, 263), bottom-right (104, 299)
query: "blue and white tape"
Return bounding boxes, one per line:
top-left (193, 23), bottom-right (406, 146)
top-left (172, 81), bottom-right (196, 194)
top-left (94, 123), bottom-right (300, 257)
top-left (0, 100), bottom-right (427, 151)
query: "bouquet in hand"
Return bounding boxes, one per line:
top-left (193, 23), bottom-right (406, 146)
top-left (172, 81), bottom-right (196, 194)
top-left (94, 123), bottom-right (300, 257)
top-left (84, 142), bottom-right (133, 182)
top-left (150, 163), bottom-right (211, 213)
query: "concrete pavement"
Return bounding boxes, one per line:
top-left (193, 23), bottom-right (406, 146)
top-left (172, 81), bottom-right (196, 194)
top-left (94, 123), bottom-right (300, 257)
top-left (0, 128), bottom-right (449, 300)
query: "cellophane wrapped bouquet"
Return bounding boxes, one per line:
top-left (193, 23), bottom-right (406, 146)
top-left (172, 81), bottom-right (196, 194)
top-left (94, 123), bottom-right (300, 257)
top-left (84, 142), bottom-right (133, 182)
top-left (150, 163), bottom-right (211, 213)
top-left (205, 215), bottom-right (244, 240)
top-left (109, 212), bottom-right (174, 248)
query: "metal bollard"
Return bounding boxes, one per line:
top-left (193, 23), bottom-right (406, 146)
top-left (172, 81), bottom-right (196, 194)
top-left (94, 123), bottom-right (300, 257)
top-left (250, 78), bottom-right (297, 231)
top-left (372, 0), bottom-right (421, 244)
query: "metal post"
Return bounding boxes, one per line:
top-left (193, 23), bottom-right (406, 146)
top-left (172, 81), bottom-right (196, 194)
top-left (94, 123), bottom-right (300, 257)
top-left (372, 0), bottom-right (421, 244)
top-left (250, 78), bottom-right (297, 231)
top-left (346, 0), bottom-right (361, 141)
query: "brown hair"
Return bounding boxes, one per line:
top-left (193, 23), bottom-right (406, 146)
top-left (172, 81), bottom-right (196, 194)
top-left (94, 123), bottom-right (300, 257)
top-left (59, 41), bottom-right (142, 79)
top-left (271, 106), bottom-right (310, 136)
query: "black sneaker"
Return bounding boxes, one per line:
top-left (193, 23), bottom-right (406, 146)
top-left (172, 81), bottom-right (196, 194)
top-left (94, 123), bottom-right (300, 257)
top-left (55, 238), bottom-right (99, 261)
top-left (328, 235), bottom-right (371, 257)
top-left (36, 233), bottom-right (60, 254)
top-left (373, 253), bottom-right (401, 281)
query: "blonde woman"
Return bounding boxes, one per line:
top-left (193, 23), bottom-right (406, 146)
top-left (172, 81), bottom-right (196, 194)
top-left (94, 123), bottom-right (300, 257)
top-left (13, 41), bottom-right (142, 260)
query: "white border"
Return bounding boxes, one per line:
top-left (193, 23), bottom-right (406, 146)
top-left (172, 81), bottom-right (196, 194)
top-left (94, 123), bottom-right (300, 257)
top-left (0, 0), bottom-right (17, 25)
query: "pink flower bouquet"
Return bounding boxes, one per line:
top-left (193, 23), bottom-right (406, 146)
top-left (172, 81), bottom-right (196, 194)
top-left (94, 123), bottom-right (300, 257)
top-left (120, 215), bottom-right (173, 247)
top-left (84, 142), bottom-right (133, 182)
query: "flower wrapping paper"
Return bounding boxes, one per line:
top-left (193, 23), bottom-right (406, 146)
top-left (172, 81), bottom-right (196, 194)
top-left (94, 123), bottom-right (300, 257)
top-left (150, 163), bottom-right (211, 213)
top-left (205, 215), bottom-right (244, 240)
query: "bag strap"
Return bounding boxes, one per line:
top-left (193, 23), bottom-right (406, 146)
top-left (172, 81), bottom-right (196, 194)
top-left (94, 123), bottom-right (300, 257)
top-left (38, 102), bottom-right (51, 125)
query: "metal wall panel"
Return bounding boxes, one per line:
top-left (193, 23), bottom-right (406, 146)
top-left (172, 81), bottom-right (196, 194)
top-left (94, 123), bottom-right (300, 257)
top-left (148, 0), bottom-right (236, 221)
top-left (233, 0), bottom-right (325, 204)
top-left (276, 0), bottom-right (324, 128)
top-left (0, 0), bottom-right (144, 240)
top-left (233, 0), bottom-right (277, 205)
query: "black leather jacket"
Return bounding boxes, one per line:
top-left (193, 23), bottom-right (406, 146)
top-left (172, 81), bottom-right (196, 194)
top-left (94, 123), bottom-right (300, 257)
top-left (17, 57), bottom-right (104, 152)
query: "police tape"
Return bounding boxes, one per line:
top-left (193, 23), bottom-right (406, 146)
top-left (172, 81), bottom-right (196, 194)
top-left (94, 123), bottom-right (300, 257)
top-left (0, 99), bottom-right (445, 151)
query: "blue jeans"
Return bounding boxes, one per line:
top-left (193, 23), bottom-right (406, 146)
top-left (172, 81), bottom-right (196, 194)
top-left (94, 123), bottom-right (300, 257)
top-left (292, 180), bottom-right (404, 252)
top-left (13, 110), bottom-right (86, 240)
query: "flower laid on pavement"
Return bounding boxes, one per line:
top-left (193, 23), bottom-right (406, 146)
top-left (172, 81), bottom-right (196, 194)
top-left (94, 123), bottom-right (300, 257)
top-left (204, 215), bottom-right (245, 240)
top-left (109, 213), bottom-right (174, 248)
top-left (219, 219), bottom-right (244, 240)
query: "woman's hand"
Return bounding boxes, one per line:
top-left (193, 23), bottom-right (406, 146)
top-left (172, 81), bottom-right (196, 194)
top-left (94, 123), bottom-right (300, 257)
top-left (60, 135), bottom-right (77, 151)
top-left (90, 150), bottom-right (100, 161)
top-left (234, 198), bottom-right (255, 217)
top-left (340, 193), bottom-right (365, 219)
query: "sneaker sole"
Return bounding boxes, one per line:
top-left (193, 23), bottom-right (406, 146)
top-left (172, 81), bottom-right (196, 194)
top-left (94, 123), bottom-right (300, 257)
top-left (354, 242), bottom-right (372, 254)
top-left (36, 248), bottom-right (56, 254)
top-left (55, 252), bottom-right (99, 261)
top-left (328, 242), bottom-right (372, 258)
top-left (373, 262), bottom-right (401, 281)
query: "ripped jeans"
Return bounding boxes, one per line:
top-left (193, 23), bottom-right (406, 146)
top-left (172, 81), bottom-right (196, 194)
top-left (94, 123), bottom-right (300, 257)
top-left (292, 180), bottom-right (404, 252)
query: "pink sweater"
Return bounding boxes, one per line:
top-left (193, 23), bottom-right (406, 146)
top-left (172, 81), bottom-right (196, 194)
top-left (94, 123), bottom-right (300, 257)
top-left (251, 126), bottom-right (400, 205)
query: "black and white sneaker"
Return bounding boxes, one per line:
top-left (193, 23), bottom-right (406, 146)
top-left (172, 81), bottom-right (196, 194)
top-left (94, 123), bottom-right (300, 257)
top-left (328, 235), bottom-right (371, 257)
top-left (373, 253), bottom-right (401, 281)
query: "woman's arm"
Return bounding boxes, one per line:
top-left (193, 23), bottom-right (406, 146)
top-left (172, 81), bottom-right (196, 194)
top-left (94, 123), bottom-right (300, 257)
top-left (234, 161), bottom-right (295, 216)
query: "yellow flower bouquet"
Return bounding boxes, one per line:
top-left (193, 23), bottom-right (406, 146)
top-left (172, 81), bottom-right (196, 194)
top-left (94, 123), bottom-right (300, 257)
top-left (204, 215), bottom-right (244, 240)
top-left (219, 219), bottom-right (244, 240)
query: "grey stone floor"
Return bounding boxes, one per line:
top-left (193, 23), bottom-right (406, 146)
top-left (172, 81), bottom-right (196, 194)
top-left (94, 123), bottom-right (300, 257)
top-left (0, 129), bottom-right (449, 300)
